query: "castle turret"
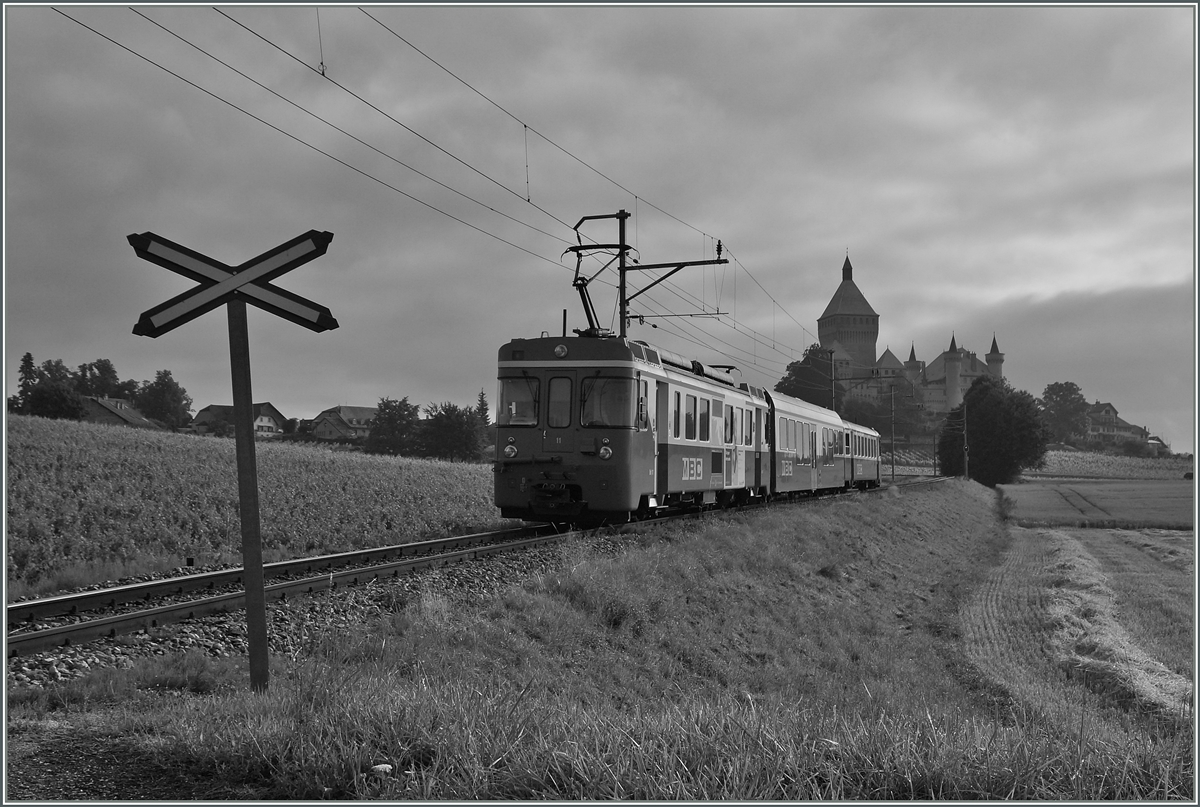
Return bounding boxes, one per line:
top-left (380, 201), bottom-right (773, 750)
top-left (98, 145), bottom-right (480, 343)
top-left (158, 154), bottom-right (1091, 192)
top-left (946, 334), bottom-right (963, 409)
top-left (986, 334), bottom-right (1005, 380)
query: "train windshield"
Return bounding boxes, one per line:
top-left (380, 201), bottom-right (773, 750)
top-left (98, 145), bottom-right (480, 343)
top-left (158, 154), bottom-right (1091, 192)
top-left (497, 376), bottom-right (540, 426)
top-left (580, 377), bottom-right (635, 428)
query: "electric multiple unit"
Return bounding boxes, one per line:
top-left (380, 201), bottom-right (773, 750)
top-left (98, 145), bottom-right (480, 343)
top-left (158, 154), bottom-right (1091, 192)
top-left (494, 335), bottom-right (880, 525)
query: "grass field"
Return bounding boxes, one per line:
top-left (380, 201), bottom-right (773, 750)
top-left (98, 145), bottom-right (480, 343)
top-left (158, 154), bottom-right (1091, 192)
top-left (997, 479), bottom-right (1194, 529)
top-left (7, 478), bottom-right (1193, 800)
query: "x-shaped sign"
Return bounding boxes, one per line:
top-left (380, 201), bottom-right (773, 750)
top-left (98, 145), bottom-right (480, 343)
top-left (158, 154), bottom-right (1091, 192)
top-left (129, 230), bottom-right (339, 338)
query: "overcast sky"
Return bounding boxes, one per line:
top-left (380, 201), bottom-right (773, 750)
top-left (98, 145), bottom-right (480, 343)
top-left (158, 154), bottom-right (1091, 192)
top-left (5, 4), bottom-right (1196, 452)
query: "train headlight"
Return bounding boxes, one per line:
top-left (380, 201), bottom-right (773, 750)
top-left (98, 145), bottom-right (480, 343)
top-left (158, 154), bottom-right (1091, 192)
top-left (554, 344), bottom-right (569, 358)
top-left (503, 444), bottom-right (519, 458)
top-left (598, 446), bottom-right (613, 460)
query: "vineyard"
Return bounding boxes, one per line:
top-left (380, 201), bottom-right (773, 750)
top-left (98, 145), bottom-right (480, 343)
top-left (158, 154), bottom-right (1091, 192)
top-left (887, 448), bottom-right (1192, 480)
top-left (5, 416), bottom-right (513, 591)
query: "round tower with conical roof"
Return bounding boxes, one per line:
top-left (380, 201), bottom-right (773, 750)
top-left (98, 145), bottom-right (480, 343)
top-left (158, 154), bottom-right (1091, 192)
top-left (986, 334), bottom-right (1005, 380)
top-left (946, 334), bottom-right (963, 409)
top-left (817, 256), bottom-right (879, 377)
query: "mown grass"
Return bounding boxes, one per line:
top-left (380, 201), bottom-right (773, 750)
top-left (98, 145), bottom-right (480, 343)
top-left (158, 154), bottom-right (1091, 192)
top-left (11, 481), bottom-right (1192, 800)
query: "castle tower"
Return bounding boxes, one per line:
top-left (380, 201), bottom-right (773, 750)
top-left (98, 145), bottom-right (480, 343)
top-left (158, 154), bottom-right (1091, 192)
top-left (946, 334), bottom-right (963, 409)
top-left (986, 334), bottom-right (1005, 380)
top-left (903, 343), bottom-right (923, 385)
top-left (817, 256), bottom-right (879, 378)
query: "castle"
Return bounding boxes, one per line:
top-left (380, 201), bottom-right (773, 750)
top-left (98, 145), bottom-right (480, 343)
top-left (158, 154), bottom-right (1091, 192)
top-left (815, 256), bottom-right (1004, 416)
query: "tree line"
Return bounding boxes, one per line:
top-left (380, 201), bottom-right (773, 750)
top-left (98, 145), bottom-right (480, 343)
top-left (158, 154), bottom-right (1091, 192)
top-left (362, 390), bottom-right (494, 463)
top-left (7, 352), bottom-right (193, 429)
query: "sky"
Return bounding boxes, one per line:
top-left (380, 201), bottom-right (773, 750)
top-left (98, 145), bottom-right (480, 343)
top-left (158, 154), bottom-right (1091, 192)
top-left (4, 4), bottom-right (1196, 453)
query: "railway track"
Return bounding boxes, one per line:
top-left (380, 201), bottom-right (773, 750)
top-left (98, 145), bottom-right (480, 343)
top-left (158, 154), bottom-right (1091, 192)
top-left (7, 476), bottom-right (951, 660)
top-left (6, 525), bottom-right (563, 657)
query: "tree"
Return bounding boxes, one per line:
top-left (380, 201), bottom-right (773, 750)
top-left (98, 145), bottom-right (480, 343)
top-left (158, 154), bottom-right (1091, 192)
top-left (134, 369), bottom-right (193, 429)
top-left (25, 381), bottom-right (87, 420)
top-left (475, 388), bottom-right (496, 449)
top-left (1038, 381), bottom-right (1089, 443)
top-left (39, 358), bottom-right (73, 387)
top-left (365, 396), bottom-right (421, 456)
top-left (76, 358), bottom-right (122, 399)
top-left (17, 352), bottom-right (40, 405)
top-left (420, 401), bottom-right (483, 461)
top-left (775, 343), bottom-right (841, 410)
top-left (937, 374), bottom-right (1050, 487)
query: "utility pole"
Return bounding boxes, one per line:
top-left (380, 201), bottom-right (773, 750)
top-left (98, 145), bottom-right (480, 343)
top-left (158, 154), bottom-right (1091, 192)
top-left (890, 385), bottom-right (896, 483)
top-left (567, 210), bottom-right (727, 338)
top-left (963, 401), bottom-right (969, 480)
top-left (829, 349), bottom-right (836, 411)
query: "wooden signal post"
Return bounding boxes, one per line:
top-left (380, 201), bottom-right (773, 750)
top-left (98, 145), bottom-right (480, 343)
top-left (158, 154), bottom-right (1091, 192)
top-left (129, 230), bottom-right (338, 691)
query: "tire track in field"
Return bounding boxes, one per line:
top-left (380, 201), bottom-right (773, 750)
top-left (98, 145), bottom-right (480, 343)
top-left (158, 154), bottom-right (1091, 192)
top-left (959, 527), bottom-right (1053, 714)
top-left (960, 526), bottom-right (1192, 722)
top-left (1055, 487), bottom-right (1112, 519)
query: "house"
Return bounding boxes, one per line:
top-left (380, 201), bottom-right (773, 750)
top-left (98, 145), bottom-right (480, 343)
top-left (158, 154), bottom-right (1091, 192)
top-left (1085, 402), bottom-right (1147, 446)
top-left (192, 402), bottom-right (288, 437)
top-left (311, 405), bottom-right (377, 441)
top-left (82, 397), bottom-right (162, 430)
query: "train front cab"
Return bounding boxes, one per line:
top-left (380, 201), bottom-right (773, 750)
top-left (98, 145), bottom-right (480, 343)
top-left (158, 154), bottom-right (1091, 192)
top-left (493, 338), bottom-right (657, 524)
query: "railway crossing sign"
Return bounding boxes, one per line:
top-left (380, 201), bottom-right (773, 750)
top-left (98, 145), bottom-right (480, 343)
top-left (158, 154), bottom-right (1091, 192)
top-left (129, 230), bottom-right (339, 693)
top-left (129, 230), bottom-right (338, 338)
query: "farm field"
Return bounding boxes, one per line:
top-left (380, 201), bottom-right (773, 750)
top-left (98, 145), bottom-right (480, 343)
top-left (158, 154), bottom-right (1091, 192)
top-left (997, 478), bottom-right (1194, 529)
top-left (5, 415), bottom-right (516, 598)
top-left (6, 476), bottom-right (1193, 800)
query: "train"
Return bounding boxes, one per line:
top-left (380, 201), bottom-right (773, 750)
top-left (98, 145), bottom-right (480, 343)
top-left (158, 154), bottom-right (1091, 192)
top-left (493, 334), bottom-right (881, 525)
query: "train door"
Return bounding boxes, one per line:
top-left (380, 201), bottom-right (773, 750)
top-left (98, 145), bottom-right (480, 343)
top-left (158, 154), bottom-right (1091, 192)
top-left (644, 377), bottom-right (658, 501)
top-left (655, 382), bottom-right (670, 499)
top-left (753, 407), bottom-right (763, 491)
top-left (727, 405), bottom-right (744, 489)
top-left (542, 372), bottom-right (575, 454)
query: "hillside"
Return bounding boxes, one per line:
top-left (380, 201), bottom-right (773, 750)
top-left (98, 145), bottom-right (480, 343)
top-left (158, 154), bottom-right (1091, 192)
top-left (5, 415), bottom-right (511, 593)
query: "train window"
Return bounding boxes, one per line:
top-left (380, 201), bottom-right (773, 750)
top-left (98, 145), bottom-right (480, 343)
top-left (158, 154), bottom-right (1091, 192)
top-left (547, 377), bottom-right (571, 428)
top-left (581, 377), bottom-right (635, 428)
top-left (636, 379), bottom-right (650, 430)
top-left (672, 391), bottom-right (681, 438)
top-left (685, 395), bottom-right (697, 440)
top-left (724, 406), bottom-right (734, 444)
top-left (699, 398), bottom-right (710, 442)
top-left (498, 377), bottom-right (539, 426)
top-left (778, 417), bottom-right (787, 450)
top-left (743, 408), bottom-right (753, 446)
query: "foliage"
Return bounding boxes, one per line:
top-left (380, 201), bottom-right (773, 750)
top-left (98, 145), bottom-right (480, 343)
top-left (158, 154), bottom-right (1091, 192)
top-left (9, 351), bottom-right (166, 416)
top-left (364, 397), bottom-right (421, 456)
top-left (1037, 381), bottom-right (1090, 442)
top-left (774, 343), bottom-right (841, 410)
top-left (938, 374), bottom-right (1050, 486)
top-left (134, 369), bottom-right (193, 429)
top-left (1114, 436), bottom-right (1154, 458)
top-left (420, 401), bottom-right (483, 462)
top-left (24, 381), bottom-right (87, 420)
